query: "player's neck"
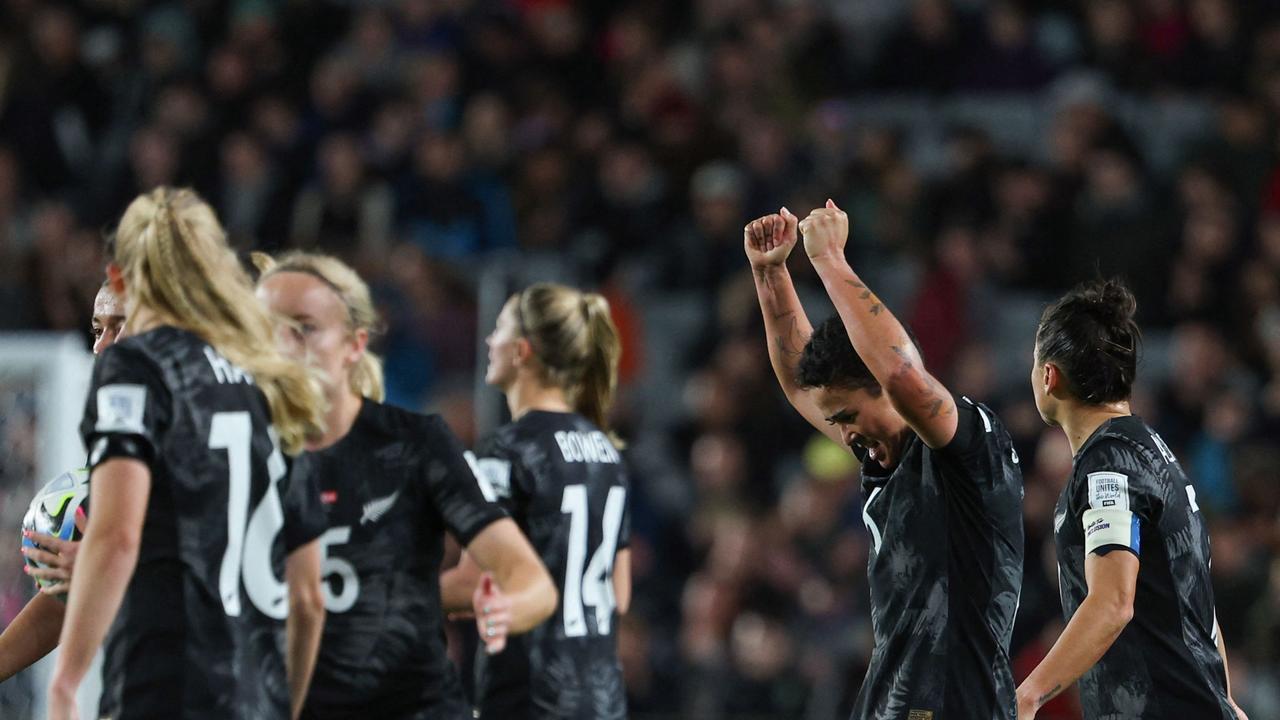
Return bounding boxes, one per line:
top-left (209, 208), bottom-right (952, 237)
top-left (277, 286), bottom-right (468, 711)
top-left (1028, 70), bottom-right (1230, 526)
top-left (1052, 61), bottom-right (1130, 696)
top-left (124, 305), bottom-right (163, 336)
top-left (1059, 400), bottom-right (1131, 456)
top-left (506, 378), bottom-right (572, 420)
top-left (310, 390), bottom-right (363, 450)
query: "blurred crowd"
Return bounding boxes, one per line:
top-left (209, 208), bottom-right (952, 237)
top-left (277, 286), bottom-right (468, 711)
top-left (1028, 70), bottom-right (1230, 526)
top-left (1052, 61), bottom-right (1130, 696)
top-left (2, 0), bottom-right (1280, 718)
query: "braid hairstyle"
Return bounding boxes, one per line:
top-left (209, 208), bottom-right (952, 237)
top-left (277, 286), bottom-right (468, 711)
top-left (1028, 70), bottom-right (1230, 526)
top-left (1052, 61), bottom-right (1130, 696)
top-left (112, 187), bottom-right (326, 454)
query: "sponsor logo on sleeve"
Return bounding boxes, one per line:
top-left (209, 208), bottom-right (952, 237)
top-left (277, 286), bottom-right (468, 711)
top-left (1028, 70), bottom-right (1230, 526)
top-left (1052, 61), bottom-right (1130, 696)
top-left (463, 451), bottom-right (511, 501)
top-left (95, 384), bottom-right (147, 435)
top-left (1087, 471), bottom-right (1130, 510)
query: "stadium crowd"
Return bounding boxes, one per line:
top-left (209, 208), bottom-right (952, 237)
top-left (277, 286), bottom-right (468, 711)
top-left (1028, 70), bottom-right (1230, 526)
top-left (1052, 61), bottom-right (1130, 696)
top-left (1, 0), bottom-right (1278, 717)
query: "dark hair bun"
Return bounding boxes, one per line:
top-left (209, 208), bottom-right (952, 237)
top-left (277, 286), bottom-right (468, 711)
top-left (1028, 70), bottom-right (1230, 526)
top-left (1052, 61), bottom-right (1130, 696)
top-left (1035, 278), bottom-right (1142, 404)
top-left (1075, 279), bottom-right (1137, 328)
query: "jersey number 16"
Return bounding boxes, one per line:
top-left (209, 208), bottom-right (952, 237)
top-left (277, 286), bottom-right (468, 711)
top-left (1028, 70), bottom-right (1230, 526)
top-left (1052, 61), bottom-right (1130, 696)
top-left (210, 411), bottom-right (289, 619)
top-left (560, 485), bottom-right (626, 638)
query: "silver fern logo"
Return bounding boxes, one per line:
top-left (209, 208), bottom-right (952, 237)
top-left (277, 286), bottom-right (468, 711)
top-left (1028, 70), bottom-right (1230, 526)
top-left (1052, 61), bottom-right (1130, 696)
top-left (360, 490), bottom-right (400, 525)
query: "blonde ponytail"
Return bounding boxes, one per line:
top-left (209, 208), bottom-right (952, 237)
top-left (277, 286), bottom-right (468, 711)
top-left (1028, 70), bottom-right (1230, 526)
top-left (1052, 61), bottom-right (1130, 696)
top-left (575, 293), bottom-right (621, 438)
top-left (516, 283), bottom-right (623, 445)
top-left (255, 251), bottom-right (386, 403)
top-left (113, 188), bottom-right (325, 454)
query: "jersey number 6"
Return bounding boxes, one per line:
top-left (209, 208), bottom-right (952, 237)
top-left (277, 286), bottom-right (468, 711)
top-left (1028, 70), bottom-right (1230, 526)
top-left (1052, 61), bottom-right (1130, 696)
top-left (560, 485), bottom-right (626, 637)
top-left (210, 411), bottom-right (289, 619)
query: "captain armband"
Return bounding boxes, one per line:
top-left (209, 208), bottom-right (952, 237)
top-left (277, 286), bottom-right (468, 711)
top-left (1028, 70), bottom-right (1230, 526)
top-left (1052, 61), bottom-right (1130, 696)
top-left (1083, 508), bottom-right (1141, 556)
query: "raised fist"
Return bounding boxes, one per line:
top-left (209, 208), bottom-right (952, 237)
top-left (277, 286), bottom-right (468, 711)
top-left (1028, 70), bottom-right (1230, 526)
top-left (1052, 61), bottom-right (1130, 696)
top-left (799, 199), bottom-right (849, 261)
top-left (744, 207), bottom-right (800, 269)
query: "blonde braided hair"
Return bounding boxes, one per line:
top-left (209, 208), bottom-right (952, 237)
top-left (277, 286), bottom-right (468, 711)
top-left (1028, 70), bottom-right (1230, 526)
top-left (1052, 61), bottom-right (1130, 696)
top-left (113, 187), bottom-right (326, 454)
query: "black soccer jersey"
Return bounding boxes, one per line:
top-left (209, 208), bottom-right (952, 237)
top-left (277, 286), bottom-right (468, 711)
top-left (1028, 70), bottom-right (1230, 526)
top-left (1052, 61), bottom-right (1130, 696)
top-left (80, 326), bottom-right (327, 720)
top-left (300, 399), bottom-right (506, 720)
top-left (1054, 416), bottom-right (1234, 719)
top-left (853, 396), bottom-right (1023, 720)
top-left (470, 411), bottom-right (630, 720)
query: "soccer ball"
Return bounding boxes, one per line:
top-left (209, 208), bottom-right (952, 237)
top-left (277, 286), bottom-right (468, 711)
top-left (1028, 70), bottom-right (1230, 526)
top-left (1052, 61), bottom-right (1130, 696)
top-left (21, 468), bottom-right (90, 594)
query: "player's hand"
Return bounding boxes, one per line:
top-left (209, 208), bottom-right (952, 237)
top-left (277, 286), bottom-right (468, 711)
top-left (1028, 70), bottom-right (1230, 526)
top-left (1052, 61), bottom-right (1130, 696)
top-left (798, 199), bottom-right (849, 262)
top-left (23, 518), bottom-right (84, 595)
top-left (1229, 697), bottom-right (1249, 720)
top-left (46, 675), bottom-right (80, 720)
top-left (473, 572), bottom-right (512, 656)
top-left (744, 207), bottom-right (800, 269)
top-left (1015, 687), bottom-right (1038, 720)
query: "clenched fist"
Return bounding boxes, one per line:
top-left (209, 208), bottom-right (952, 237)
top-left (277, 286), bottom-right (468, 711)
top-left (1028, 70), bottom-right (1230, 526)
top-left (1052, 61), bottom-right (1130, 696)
top-left (744, 207), bottom-right (800, 269)
top-left (798, 199), bottom-right (849, 261)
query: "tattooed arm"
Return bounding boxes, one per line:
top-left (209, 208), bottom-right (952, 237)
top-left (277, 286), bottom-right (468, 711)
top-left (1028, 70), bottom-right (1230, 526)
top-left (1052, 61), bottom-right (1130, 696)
top-left (799, 200), bottom-right (959, 449)
top-left (745, 208), bottom-right (844, 445)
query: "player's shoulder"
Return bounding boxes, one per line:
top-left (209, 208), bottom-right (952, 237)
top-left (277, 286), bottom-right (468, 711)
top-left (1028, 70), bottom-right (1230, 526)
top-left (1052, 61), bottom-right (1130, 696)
top-left (956, 395), bottom-right (1011, 434)
top-left (91, 332), bottom-right (182, 406)
top-left (515, 410), bottom-right (605, 437)
top-left (495, 409), bottom-right (558, 439)
top-left (508, 411), bottom-right (605, 452)
top-left (100, 326), bottom-right (226, 389)
top-left (118, 326), bottom-right (205, 363)
top-left (96, 331), bottom-right (165, 375)
top-left (356, 399), bottom-right (456, 445)
top-left (1079, 417), bottom-right (1164, 470)
top-left (1073, 417), bottom-right (1169, 496)
top-left (945, 395), bottom-right (1017, 462)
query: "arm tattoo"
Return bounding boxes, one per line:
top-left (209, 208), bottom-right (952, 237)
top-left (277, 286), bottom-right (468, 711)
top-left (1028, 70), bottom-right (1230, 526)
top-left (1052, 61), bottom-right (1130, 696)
top-left (887, 356), bottom-right (954, 421)
top-left (925, 397), bottom-right (946, 418)
top-left (845, 280), bottom-right (884, 315)
top-left (923, 379), bottom-right (954, 419)
top-left (773, 313), bottom-right (805, 357)
top-left (1036, 685), bottom-right (1063, 705)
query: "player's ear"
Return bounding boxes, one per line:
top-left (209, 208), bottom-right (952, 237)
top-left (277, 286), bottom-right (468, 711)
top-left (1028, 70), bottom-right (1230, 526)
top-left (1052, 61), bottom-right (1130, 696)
top-left (106, 263), bottom-right (126, 297)
top-left (1043, 362), bottom-right (1063, 396)
top-left (346, 327), bottom-right (369, 365)
top-left (513, 337), bottom-right (535, 366)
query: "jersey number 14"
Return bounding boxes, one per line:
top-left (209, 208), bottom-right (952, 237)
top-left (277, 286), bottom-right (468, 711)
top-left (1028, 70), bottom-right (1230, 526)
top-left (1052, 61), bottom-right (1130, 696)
top-left (560, 485), bottom-right (626, 637)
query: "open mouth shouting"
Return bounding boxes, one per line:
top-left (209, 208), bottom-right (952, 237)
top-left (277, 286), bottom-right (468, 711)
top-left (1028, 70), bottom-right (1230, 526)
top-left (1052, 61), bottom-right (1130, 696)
top-left (849, 434), bottom-right (889, 467)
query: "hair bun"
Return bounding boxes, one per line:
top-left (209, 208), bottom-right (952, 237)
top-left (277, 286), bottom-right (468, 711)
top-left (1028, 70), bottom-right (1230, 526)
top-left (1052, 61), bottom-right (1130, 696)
top-left (1071, 278), bottom-right (1136, 328)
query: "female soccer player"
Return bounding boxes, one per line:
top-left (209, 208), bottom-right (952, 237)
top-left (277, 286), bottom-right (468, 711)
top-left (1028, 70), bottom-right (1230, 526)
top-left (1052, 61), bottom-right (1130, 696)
top-left (746, 202), bottom-right (1024, 719)
top-left (1016, 279), bottom-right (1246, 720)
top-left (441, 282), bottom-right (632, 720)
top-left (47, 187), bottom-right (330, 720)
top-left (0, 282), bottom-right (126, 681)
top-left (89, 280), bottom-right (126, 355)
top-left (254, 251), bottom-right (557, 720)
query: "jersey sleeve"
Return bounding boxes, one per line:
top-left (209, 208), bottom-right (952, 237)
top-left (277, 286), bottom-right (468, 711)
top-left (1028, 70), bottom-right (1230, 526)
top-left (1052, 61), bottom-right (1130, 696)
top-left (1072, 438), bottom-right (1161, 558)
top-left (422, 417), bottom-right (507, 546)
top-left (617, 491), bottom-right (631, 550)
top-left (938, 396), bottom-right (998, 473)
top-left (281, 452), bottom-right (328, 552)
top-left (469, 432), bottom-right (534, 518)
top-left (80, 342), bottom-right (172, 469)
